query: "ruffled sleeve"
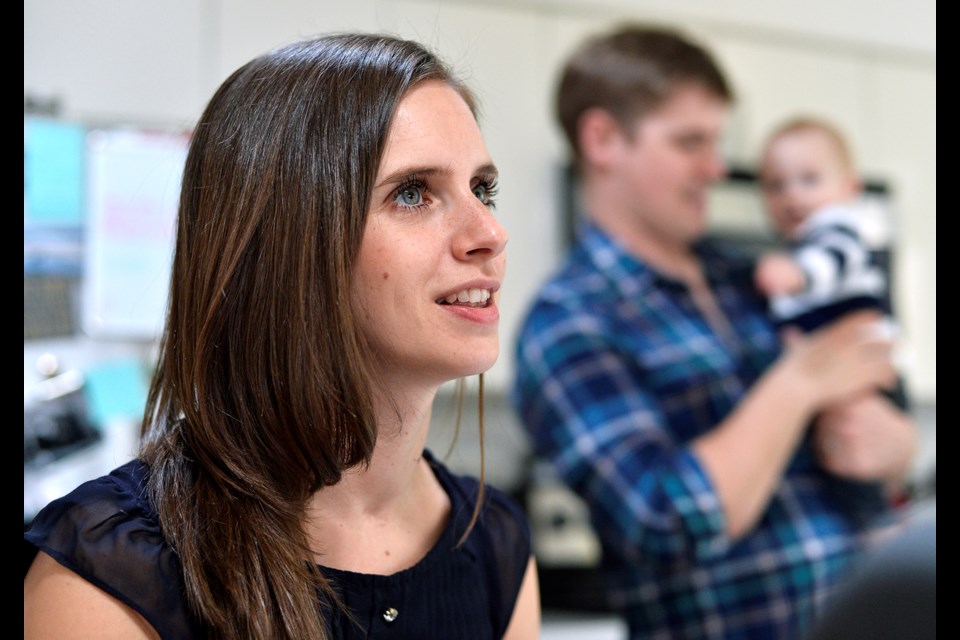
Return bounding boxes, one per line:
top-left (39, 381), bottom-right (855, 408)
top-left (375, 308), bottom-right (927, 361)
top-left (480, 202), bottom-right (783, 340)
top-left (478, 484), bottom-right (534, 637)
top-left (427, 450), bottom-right (533, 638)
top-left (24, 460), bottom-right (204, 640)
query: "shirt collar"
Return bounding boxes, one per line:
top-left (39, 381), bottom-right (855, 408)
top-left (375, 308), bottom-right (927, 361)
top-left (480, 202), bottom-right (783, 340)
top-left (574, 218), bottom-right (743, 294)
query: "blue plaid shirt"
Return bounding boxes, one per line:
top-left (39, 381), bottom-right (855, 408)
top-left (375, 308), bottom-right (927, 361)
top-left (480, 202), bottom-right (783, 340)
top-left (513, 221), bottom-right (882, 639)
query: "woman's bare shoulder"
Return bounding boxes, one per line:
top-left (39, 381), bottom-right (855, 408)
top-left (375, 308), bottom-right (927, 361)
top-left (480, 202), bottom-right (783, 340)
top-left (24, 551), bottom-right (160, 640)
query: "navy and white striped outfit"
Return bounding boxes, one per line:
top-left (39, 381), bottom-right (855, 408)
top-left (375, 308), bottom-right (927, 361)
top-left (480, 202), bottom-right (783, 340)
top-left (769, 203), bottom-right (889, 332)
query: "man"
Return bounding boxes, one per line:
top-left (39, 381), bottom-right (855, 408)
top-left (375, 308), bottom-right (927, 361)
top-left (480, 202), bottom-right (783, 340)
top-left (513, 24), bottom-right (917, 639)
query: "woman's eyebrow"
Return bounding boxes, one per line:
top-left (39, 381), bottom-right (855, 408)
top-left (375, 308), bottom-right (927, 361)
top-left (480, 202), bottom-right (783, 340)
top-left (475, 163), bottom-right (499, 179)
top-left (375, 163), bottom-right (499, 189)
top-left (375, 166), bottom-right (446, 189)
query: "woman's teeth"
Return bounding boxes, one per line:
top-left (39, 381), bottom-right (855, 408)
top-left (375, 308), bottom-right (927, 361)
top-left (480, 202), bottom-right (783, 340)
top-left (438, 288), bottom-right (491, 306)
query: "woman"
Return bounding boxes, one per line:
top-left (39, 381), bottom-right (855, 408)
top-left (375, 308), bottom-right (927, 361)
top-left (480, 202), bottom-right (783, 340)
top-left (24, 33), bottom-right (540, 639)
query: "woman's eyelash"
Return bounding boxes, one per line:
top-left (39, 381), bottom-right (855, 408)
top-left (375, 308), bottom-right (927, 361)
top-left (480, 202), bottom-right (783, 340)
top-left (392, 177), bottom-right (429, 208)
top-left (395, 176), bottom-right (427, 193)
top-left (389, 174), bottom-right (500, 209)
top-left (476, 177), bottom-right (500, 207)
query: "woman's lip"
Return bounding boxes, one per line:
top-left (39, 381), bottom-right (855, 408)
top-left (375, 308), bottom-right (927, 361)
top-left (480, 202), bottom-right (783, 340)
top-left (440, 300), bottom-right (500, 325)
top-left (435, 279), bottom-right (501, 301)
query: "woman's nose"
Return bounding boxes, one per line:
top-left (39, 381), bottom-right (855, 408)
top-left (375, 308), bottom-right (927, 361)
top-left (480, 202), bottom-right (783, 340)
top-left (452, 196), bottom-right (508, 261)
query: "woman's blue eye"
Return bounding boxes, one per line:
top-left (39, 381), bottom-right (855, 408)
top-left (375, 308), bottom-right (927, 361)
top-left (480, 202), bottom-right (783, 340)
top-left (396, 185), bottom-right (423, 206)
top-left (472, 180), bottom-right (498, 206)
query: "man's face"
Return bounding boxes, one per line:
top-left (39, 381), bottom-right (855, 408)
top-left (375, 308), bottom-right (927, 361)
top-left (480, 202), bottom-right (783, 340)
top-left (612, 84), bottom-right (729, 250)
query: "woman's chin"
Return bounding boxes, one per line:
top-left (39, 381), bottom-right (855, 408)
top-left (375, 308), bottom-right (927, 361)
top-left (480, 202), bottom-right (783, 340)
top-left (448, 350), bottom-right (500, 382)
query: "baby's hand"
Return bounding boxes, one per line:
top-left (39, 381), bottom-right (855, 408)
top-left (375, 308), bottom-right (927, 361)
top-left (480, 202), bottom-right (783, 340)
top-left (755, 252), bottom-right (807, 296)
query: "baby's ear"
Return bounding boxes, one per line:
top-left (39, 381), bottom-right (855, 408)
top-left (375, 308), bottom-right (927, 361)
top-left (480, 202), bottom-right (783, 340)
top-left (849, 172), bottom-right (865, 197)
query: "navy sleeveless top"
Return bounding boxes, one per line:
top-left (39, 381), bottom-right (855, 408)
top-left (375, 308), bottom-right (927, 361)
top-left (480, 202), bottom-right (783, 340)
top-left (24, 449), bottom-right (532, 639)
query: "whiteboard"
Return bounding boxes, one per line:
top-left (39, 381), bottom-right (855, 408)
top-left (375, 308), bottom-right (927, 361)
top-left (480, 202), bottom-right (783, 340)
top-left (81, 127), bottom-right (190, 339)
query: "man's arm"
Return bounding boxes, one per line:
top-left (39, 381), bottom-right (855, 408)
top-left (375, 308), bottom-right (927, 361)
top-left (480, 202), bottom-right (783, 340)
top-left (514, 305), bottom-right (729, 568)
top-left (693, 311), bottom-right (897, 538)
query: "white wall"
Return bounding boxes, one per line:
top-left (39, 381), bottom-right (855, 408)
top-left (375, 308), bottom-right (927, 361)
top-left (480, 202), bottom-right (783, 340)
top-left (24, 0), bottom-right (936, 401)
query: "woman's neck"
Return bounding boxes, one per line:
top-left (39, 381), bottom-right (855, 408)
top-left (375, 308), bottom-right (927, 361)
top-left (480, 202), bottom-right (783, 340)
top-left (303, 383), bottom-right (450, 573)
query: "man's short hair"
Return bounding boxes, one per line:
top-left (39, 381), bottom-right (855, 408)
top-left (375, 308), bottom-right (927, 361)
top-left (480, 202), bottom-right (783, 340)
top-left (556, 24), bottom-right (733, 161)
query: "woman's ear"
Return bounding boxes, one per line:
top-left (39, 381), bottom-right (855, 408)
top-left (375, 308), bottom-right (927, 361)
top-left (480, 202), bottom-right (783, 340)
top-left (577, 107), bottom-right (628, 170)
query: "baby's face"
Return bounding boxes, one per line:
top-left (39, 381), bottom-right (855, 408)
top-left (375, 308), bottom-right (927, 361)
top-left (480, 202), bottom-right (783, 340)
top-left (760, 129), bottom-right (859, 238)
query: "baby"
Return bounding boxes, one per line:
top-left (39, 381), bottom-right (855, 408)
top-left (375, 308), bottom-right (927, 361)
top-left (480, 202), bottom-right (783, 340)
top-left (756, 116), bottom-right (905, 527)
top-left (756, 117), bottom-right (890, 334)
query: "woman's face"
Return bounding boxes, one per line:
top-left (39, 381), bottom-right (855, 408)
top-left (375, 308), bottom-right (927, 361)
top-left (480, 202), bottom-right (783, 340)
top-left (353, 80), bottom-right (507, 390)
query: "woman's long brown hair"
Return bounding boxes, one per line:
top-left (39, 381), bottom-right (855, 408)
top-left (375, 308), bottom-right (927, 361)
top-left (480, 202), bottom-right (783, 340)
top-left (139, 33), bottom-right (481, 639)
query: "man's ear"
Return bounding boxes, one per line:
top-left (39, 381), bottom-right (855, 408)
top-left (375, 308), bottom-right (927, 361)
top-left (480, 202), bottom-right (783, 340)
top-left (577, 107), bottom-right (628, 170)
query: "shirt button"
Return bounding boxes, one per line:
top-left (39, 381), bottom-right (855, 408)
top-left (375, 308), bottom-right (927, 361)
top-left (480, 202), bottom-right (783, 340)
top-left (382, 607), bottom-right (399, 623)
